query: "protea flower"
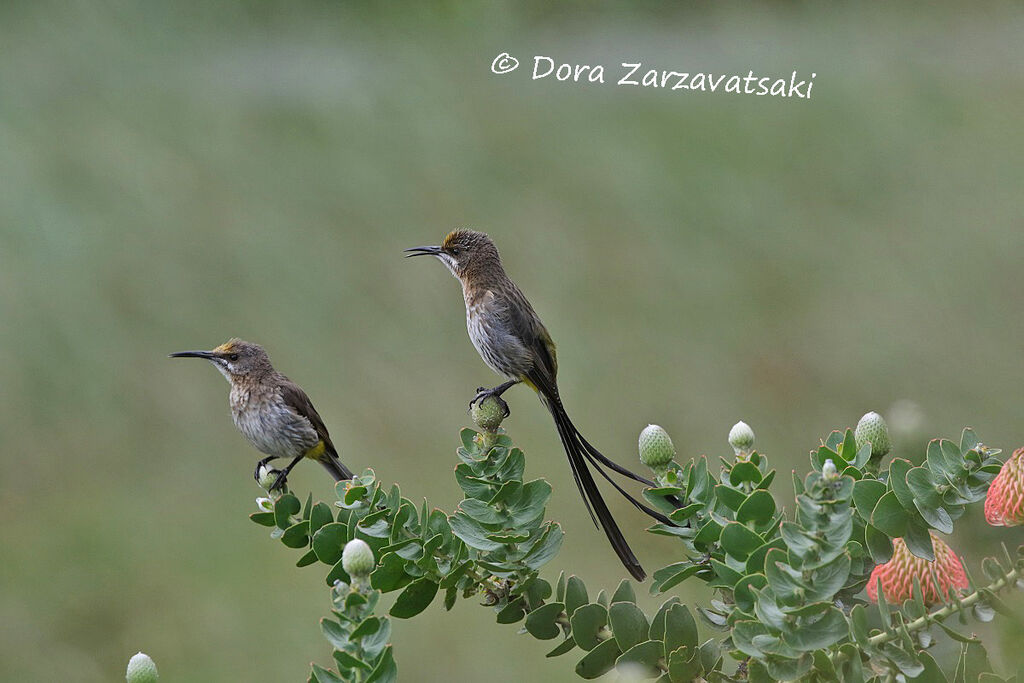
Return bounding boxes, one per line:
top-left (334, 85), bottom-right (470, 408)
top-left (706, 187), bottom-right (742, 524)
top-left (985, 447), bottom-right (1024, 527)
top-left (866, 535), bottom-right (967, 605)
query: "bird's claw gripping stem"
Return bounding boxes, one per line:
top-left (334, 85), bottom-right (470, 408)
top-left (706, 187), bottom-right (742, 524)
top-left (470, 386), bottom-right (511, 418)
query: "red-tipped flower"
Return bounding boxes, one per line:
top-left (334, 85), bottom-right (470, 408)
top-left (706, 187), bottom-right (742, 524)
top-left (985, 447), bottom-right (1024, 527)
top-left (866, 534), bottom-right (968, 605)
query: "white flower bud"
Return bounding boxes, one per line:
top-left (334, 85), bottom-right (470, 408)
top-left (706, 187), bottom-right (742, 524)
top-left (256, 465), bottom-right (279, 490)
top-left (126, 652), bottom-right (158, 683)
top-left (822, 459), bottom-right (838, 480)
top-left (342, 539), bottom-right (375, 578)
top-left (728, 421), bottom-right (755, 454)
top-left (255, 497), bottom-right (274, 513)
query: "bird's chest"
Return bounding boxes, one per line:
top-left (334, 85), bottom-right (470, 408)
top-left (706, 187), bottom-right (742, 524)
top-left (230, 388), bottom-right (309, 457)
top-left (464, 294), bottom-right (524, 377)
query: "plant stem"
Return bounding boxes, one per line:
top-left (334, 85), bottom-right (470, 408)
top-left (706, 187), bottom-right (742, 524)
top-left (834, 566), bottom-right (1021, 666)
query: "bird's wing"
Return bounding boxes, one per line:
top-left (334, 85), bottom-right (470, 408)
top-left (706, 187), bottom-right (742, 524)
top-left (503, 283), bottom-right (559, 392)
top-left (277, 378), bottom-right (339, 457)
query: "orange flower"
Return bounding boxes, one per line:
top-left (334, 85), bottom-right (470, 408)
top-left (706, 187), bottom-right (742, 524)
top-left (866, 535), bottom-right (967, 605)
top-left (985, 447), bottom-right (1024, 527)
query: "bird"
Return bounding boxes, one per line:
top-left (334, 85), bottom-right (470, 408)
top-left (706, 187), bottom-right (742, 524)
top-left (170, 338), bottom-right (353, 490)
top-left (406, 229), bottom-right (673, 580)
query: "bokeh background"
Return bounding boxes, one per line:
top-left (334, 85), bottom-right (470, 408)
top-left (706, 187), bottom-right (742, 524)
top-left (2, 2), bottom-right (1022, 680)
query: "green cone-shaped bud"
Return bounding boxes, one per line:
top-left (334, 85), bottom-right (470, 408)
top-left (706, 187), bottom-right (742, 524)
top-left (470, 397), bottom-right (505, 433)
top-left (728, 421), bottom-right (755, 454)
top-left (639, 424), bottom-right (675, 470)
top-left (855, 411), bottom-right (891, 458)
top-left (342, 539), bottom-right (375, 578)
top-left (126, 652), bottom-right (158, 683)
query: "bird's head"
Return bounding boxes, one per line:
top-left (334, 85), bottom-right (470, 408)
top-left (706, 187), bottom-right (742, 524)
top-left (169, 338), bottom-right (272, 381)
top-left (405, 229), bottom-right (501, 281)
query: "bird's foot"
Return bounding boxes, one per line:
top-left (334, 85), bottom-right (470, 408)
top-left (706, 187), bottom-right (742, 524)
top-left (470, 387), bottom-right (511, 418)
top-left (269, 470), bottom-right (290, 492)
top-left (253, 456), bottom-right (280, 483)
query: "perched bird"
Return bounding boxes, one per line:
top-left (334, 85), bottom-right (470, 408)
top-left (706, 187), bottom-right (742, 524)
top-left (406, 230), bottom-right (672, 580)
top-left (170, 339), bottom-right (353, 490)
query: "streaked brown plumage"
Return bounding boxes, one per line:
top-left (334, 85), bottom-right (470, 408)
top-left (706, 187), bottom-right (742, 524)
top-left (170, 339), bottom-right (353, 489)
top-left (406, 230), bottom-right (673, 580)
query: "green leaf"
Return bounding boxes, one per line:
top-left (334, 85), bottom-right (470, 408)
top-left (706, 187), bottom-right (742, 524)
top-left (648, 597), bottom-right (680, 642)
top-left (370, 551), bottom-right (412, 593)
top-left (509, 479), bottom-right (552, 525)
top-left (730, 461), bottom-right (763, 486)
top-left (650, 562), bottom-right (702, 594)
top-left (312, 522), bottom-right (347, 565)
top-left (888, 458), bottom-right (916, 510)
top-left (274, 493), bottom-right (301, 529)
top-left (714, 483), bottom-right (748, 511)
top-left (865, 524), bottom-right (894, 564)
top-left (611, 579), bottom-right (636, 605)
top-left (736, 490), bottom-right (776, 525)
top-left (667, 646), bottom-right (703, 683)
top-left (250, 511), bottom-right (276, 527)
top-left (389, 578), bottom-right (438, 618)
top-left (565, 576), bottom-right (589, 617)
top-left (458, 498), bottom-right (505, 525)
top-left (615, 640), bottom-right (663, 678)
top-left (803, 552), bottom-right (851, 603)
top-left (871, 491), bottom-right (910, 537)
top-left (609, 602), bottom-right (649, 651)
top-left (296, 548), bottom-right (318, 568)
top-left (903, 518), bottom-right (935, 561)
top-left (525, 602), bottom-right (565, 640)
top-left (523, 523), bottom-right (563, 570)
top-left (570, 603), bottom-right (608, 651)
top-left (310, 663), bottom-right (345, 683)
top-left (781, 606), bottom-right (848, 650)
top-left (575, 638), bottom-right (621, 679)
top-left (364, 646), bottom-right (397, 683)
top-left (448, 512), bottom-right (503, 551)
top-left (547, 637), bottom-right (577, 658)
top-left (733, 574), bottom-right (768, 613)
top-left (663, 603), bottom-right (698, 654)
top-left (281, 521), bottom-right (310, 548)
top-left (719, 522), bottom-right (764, 560)
top-left (852, 479), bottom-right (887, 522)
top-left (496, 598), bottom-right (526, 624)
top-left (333, 650), bottom-right (372, 672)
top-left (351, 616), bottom-right (381, 640)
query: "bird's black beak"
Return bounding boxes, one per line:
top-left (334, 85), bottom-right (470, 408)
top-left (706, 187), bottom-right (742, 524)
top-left (169, 350), bottom-right (216, 359)
top-left (404, 245), bottom-right (442, 258)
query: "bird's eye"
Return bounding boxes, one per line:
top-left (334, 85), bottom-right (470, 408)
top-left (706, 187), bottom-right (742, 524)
top-left (450, 247), bottom-right (460, 256)
top-left (228, 353), bottom-right (240, 362)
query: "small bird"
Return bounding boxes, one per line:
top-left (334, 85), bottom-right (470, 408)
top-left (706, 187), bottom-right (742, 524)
top-left (170, 339), bottom-right (353, 490)
top-left (406, 230), bottom-right (672, 580)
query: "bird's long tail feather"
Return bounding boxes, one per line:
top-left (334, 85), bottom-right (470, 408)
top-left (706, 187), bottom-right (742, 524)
top-left (544, 395), bottom-right (647, 581)
top-left (318, 454), bottom-right (354, 482)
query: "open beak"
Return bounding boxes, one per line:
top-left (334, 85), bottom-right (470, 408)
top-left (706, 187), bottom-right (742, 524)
top-left (404, 245), bottom-right (442, 258)
top-left (169, 350), bottom-right (216, 359)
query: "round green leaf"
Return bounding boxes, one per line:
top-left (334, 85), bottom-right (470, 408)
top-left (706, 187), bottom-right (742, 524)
top-left (525, 602), bottom-right (565, 640)
top-left (615, 640), bottom-right (663, 679)
top-left (736, 490), bottom-right (776, 525)
top-left (720, 522), bottom-right (764, 560)
top-left (608, 602), bottom-right (649, 651)
top-left (570, 603), bottom-right (608, 651)
top-left (575, 638), bottom-right (621, 679)
top-left (389, 578), bottom-right (438, 619)
top-left (871, 491), bottom-right (909, 538)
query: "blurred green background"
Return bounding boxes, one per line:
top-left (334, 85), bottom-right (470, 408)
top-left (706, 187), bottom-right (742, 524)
top-left (1, 2), bottom-right (1022, 680)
